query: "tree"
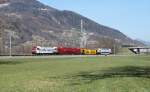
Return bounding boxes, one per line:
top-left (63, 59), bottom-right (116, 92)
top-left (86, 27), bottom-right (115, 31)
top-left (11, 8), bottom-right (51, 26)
top-left (97, 37), bottom-right (121, 54)
top-left (0, 19), bottom-right (5, 55)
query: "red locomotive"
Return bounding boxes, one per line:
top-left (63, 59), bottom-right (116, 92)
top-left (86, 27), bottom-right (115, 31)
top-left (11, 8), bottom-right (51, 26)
top-left (58, 47), bottom-right (81, 55)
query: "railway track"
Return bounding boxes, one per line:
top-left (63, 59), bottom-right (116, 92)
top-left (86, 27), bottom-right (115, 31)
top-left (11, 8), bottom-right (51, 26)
top-left (0, 54), bottom-right (142, 59)
top-left (0, 55), bottom-right (103, 59)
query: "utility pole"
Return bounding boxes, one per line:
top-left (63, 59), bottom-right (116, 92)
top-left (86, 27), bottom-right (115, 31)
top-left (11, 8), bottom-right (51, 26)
top-left (9, 31), bottom-right (14, 57)
top-left (114, 44), bottom-right (115, 55)
top-left (80, 19), bottom-right (88, 48)
top-left (9, 32), bottom-right (12, 57)
top-left (113, 39), bottom-right (116, 55)
top-left (80, 19), bottom-right (83, 48)
top-left (81, 19), bottom-right (83, 34)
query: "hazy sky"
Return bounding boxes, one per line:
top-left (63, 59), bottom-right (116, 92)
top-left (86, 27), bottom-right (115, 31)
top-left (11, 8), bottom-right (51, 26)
top-left (38, 0), bottom-right (150, 41)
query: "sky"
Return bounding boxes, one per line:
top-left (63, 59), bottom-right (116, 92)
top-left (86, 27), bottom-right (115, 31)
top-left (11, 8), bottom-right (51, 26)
top-left (38, 0), bottom-right (150, 42)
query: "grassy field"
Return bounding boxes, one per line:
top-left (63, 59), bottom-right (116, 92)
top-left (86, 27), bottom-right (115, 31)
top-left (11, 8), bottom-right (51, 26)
top-left (117, 47), bottom-right (134, 55)
top-left (0, 56), bottom-right (150, 92)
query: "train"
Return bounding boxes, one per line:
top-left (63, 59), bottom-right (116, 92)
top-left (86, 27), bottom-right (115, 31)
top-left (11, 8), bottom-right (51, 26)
top-left (32, 46), bottom-right (112, 55)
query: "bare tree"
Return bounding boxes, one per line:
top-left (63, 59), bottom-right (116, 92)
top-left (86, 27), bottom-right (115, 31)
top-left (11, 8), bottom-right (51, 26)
top-left (0, 19), bottom-right (5, 55)
top-left (97, 37), bottom-right (121, 54)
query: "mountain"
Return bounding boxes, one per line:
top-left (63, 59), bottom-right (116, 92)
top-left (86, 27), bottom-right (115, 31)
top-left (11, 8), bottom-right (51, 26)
top-left (135, 39), bottom-right (150, 46)
top-left (0, 0), bottom-right (144, 51)
top-left (144, 42), bottom-right (150, 46)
